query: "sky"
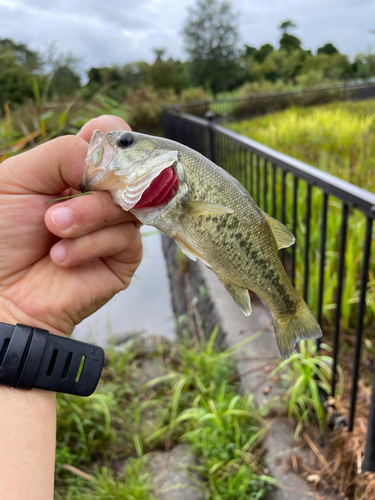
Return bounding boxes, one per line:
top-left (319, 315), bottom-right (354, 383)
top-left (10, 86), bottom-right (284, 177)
top-left (1, 0), bottom-right (374, 72)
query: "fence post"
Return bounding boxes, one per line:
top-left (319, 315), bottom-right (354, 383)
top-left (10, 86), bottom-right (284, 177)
top-left (204, 100), bottom-right (210, 116)
top-left (363, 363), bottom-right (375, 472)
top-left (174, 105), bottom-right (181, 143)
top-left (205, 110), bottom-right (216, 163)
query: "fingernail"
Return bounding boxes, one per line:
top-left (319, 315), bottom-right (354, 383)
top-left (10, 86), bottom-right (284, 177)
top-left (51, 207), bottom-right (73, 231)
top-left (51, 243), bottom-right (67, 263)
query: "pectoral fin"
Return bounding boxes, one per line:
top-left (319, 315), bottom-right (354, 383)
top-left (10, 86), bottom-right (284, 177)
top-left (221, 281), bottom-right (252, 316)
top-left (262, 211), bottom-right (295, 250)
top-left (175, 239), bottom-right (197, 262)
top-left (184, 201), bottom-right (234, 218)
top-left (175, 236), bottom-right (211, 267)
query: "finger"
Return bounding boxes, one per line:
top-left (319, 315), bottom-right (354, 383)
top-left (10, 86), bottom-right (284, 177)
top-left (45, 191), bottom-right (137, 239)
top-left (1, 115), bottom-right (131, 196)
top-left (50, 222), bottom-right (142, 269)
top-left (78, 115), bottom-right (131, 143)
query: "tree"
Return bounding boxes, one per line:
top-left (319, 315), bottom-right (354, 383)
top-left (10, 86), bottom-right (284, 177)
top-left (147, 55), bottom-right (189, 93)
top-left (276, 20), bottom-right (302, 53)
top-left (49, 66), bottom-right (81, 97)
top-left (279, 33), bottom-right (302, 52)
top-left (183, 0), bottom-right (239, 95)
top-left (153, 48), bottom-right (166, 61)
top-left (244, 45), bottom-right (257, 58)
top-left (279, 20), bottom-right (297, 34)
top-left (0, 38), bottom-right (42, 107)
top-left (301, 52), bottom-right (351, 80)
top-left (43, 44), bottom-right (82, 98)
top-left (353, 51), bottom-right (375, 79)
top-left (317, 43), bottom-right (339, 56)
top-left (254, 44), bottom-right (274, 63)
top-left (249, 49), bottom-right (304, 82)
top-left (0, 38), bottom-right (41, 71)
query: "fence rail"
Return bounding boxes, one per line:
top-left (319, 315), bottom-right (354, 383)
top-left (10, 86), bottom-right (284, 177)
top-left (166, 81), bottom-right (375, 123)
top-left (162, 107), bottom-right (375, 471)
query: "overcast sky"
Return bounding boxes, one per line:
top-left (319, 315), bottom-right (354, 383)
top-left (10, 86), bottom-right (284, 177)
top-left (1, 0), bottom-right (374, 72)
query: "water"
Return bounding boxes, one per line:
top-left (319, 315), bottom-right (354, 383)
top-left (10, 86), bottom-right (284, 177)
top-left (73, 228), bottom-right (176, 347)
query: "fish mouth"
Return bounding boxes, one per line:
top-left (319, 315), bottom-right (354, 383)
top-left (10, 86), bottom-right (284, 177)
top-left (133, 166), bottom-right (179, 210)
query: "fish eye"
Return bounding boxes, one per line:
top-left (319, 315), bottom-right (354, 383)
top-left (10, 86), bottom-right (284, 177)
top-left (117, 133), bottom-right (135, 148)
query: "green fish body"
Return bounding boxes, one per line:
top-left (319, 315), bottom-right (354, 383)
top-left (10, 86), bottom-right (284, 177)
top-left (81, 130), bottom-right (322, 358)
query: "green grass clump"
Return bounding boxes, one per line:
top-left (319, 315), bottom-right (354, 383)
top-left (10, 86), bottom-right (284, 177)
top-left (54, 331), bottom-right (274, 499)
top-left (55, 458), bottom-right (155, 500)
top-left (271, 340), bottom-right (344, 439)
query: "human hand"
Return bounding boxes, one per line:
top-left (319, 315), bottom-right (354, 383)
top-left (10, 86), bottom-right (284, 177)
top-left (0, 115), bottom-right (143, 337)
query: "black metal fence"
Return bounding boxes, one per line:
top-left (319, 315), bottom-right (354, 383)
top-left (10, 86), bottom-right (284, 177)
top-left (162, 108), bottom-right (375, 471)
top-left (167, 81), bottom-right (375, 123)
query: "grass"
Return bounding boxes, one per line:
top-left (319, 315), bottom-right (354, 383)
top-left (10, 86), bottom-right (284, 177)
top-left (271, 340), bottom-right (344, 440)
top-left (228, 99), bottom-right (375, 193)
top-left (223, 100), bottom-right (375, 335)
top-left (54, 331), bottom-right (275, 499)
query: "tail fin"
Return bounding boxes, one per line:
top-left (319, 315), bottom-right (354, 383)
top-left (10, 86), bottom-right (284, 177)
top-left (273, 300), bottom-right (322, 359)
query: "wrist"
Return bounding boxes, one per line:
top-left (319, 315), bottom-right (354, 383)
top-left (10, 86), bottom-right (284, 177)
top-left (0, 298), bottom-right (68, 338)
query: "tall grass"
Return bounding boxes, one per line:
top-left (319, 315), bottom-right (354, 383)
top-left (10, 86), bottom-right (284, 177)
top-left (228, 100), bottom-right (375, 192)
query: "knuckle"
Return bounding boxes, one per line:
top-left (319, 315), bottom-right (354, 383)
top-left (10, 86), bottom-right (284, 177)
top-left (124, 224), bottom-right (143, 257)
top-left (53, 134), bottom-right (83, 152)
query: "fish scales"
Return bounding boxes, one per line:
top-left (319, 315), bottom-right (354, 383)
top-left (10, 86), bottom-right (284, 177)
top-left (81, 130), bottom-right (322, 358)
top-left (160, 146), bottom-right (297, 316)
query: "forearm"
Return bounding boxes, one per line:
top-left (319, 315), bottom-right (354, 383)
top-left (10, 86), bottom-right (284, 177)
top-left (0, 387), bottom-right (56, 500)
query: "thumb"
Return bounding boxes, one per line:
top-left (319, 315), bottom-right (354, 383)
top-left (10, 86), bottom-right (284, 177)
top-left (0, 135), bottom-right (88, 195)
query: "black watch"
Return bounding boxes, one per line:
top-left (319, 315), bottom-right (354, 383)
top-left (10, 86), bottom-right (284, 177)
top-left (0, 323), bottom-right (104, 396)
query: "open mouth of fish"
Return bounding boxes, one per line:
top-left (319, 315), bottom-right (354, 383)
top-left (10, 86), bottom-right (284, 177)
top-left (132, 166), bottom-right (179, 209)
top-left (82, 164), bottom-right (180, 211)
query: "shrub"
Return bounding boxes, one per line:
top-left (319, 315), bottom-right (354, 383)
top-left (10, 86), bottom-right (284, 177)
top-left (125, 86), bottom-right (177, 130)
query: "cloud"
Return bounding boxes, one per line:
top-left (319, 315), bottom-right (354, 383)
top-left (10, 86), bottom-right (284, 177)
top-left (1, 0), bottom-right (374, 73)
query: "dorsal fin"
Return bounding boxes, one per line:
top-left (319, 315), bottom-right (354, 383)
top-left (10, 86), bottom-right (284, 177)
top-left (262, 211), bottom-right (295, 250)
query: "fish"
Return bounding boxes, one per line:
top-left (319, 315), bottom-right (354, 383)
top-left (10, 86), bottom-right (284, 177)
top-left (81, 130), bottom-right (322, 358)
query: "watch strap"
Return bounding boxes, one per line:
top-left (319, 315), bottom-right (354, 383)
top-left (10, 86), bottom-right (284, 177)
top-left (0, 323), bottom-right (104, 396)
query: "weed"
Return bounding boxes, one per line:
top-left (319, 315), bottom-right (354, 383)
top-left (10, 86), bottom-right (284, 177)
top-left (56, 392), bottom-right (117, 461)
top-left (55, 457), bottom-right (156, 500)
top-left (271, 340), bottom-right (344, 439)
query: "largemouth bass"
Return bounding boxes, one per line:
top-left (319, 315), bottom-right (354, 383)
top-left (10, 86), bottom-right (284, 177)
top-left (81, 130), bottom-right (322, 358)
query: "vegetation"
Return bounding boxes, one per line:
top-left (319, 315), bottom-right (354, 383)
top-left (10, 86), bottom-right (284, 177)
top-left (54, 331), bottom-right (275, 499)
top-left (271, 340), bottom-right (343, 440)
top-left (229, 99), bottom-right (375, 192)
